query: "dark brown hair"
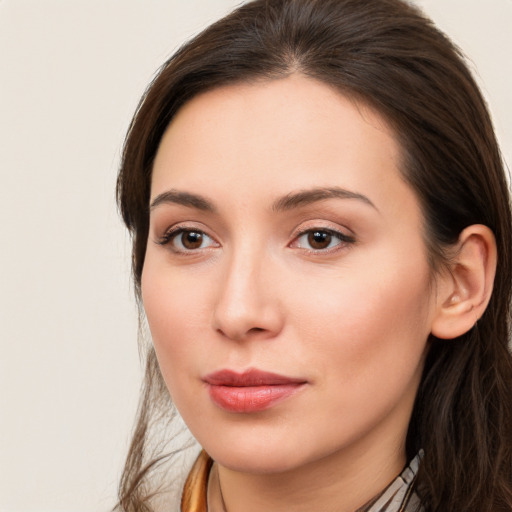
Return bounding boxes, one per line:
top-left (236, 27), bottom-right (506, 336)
top-left (115, 0), bottom-right (512, 510)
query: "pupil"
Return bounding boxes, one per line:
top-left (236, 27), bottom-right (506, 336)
top-left (308, 231), bottom-right (331, 249)
top-left (183, 231), bottom-right (202, 249)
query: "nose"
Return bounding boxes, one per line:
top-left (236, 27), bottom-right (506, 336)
top-left (212, 249), bottom-right (284, 342)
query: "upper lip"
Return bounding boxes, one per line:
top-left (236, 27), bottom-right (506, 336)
top-left (203, 369), bottom-right (307, 386)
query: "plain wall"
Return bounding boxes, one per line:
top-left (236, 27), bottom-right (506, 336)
top-left (0, 1), bottom-right (510, 511)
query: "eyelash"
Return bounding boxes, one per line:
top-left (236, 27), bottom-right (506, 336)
top-left (156, 225), bottom-right (355, 254)
top-left (157, 226), bottom-right (218, 253)
top-left (290, 227), bottom-right (356, 253)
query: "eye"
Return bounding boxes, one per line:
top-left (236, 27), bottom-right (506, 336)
top-left (292, 228), bottom-right (354, 251)
top-left (158, 228), bottom-right (218, 252)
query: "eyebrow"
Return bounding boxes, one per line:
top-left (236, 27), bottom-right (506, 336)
top-left (272, 187), bottom-right (377, 212)
top-left (149, 186), bottom-right (377, 213)
top-left (150, 190), bottom-right (216, 212)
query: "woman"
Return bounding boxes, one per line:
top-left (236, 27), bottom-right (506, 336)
top-left (115, 0), bottom-right (512, 510)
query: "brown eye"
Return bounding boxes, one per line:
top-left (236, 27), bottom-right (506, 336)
top-left (307, 230), bottom-right (332, 250)
top-left (159, 228), bottom-right (217, 252)
top-left (293, 228), bottom-right (354, 252)
top-left (180, 231), bottom-right (204, 250)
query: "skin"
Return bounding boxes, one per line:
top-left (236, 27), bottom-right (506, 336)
top-left (142, 75), bottom-right (444, 512)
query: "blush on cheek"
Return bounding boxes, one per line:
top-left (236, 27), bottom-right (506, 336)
top-left (307, 269), bottom-right (430, 379)
top-left (142, 270), bottom-right (209, 384)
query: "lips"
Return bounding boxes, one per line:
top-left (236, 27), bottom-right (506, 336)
top-left (204, 369), bottom-right (307, 413)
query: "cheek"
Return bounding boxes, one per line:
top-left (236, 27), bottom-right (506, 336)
top-left (141, 259), bottom-right (211, 387)
top-left (290, 255), bottom-right (433, 386)
top-left (281, 265), bottom-right (432, 451)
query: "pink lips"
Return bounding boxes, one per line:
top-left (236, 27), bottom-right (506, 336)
top-left (204, 369), bottom-right (307, 413)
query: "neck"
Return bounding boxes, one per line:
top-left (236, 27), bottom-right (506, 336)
top-left (215, 432), bottom-right (407, 512)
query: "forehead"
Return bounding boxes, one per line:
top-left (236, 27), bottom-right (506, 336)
top-left (151, 74), bottom-right (418, 221)
top-left (156, 75), bottom-right (397, 170)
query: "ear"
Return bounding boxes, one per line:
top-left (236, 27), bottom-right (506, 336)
top-left (431, 224), bottom-right (497, 340)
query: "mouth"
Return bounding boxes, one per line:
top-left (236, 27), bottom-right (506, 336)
top-left (203, 369), bottom-right (307, 413)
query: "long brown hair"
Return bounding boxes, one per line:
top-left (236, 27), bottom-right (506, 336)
top-left (115, 1), bottom-right (512, 510)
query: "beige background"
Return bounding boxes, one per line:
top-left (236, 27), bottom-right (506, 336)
top-left (0, 1), bottom-right (510, 511)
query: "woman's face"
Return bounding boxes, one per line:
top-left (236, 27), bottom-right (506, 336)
top-left (142, 75), bottom-right (437, 475)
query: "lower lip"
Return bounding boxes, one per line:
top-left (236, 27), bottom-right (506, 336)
top-left (207, 383), bottom-right (305, 413)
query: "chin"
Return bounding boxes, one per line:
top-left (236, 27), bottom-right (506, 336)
top-left (195, 424), bottom-right (323, 475)
top-left (210, 446), bottom-right (307, 474)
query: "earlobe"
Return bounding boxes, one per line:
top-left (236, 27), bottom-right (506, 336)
top-left (430, 225), bottom-right (497, 340)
